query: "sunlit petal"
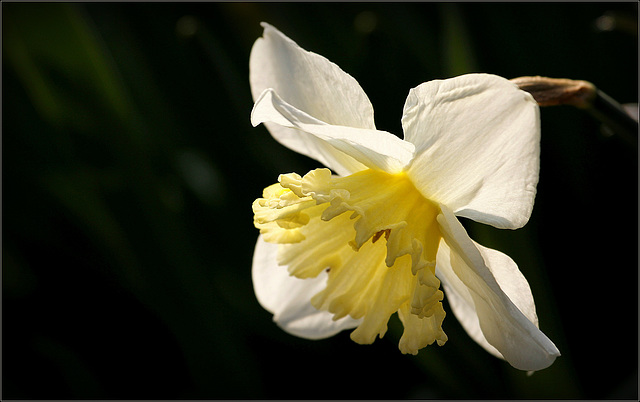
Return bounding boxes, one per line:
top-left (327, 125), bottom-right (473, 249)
top-left (252, 89), bottom-right (414, 173)
top-left (250, 23), bottom-right (380, 175)
top-left (403, 74), bottom-right (540, 229)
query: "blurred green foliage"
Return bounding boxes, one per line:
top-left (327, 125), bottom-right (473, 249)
top-left (3, 2), bottom-right (637, 399)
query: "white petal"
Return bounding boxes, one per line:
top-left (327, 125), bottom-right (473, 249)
top-left (403, 74), bottom-right (540, 229)
top-left (252, 235), bottom-right (361, 339)
top-left (250, 23), bottom-right (379, 175)
top-left (436, 240), bottom-right (541, 361)
top-left (252, 88), bottom-right (414, 173)
top-left (435, 205), bottom-right (560, 371)
top-left (435, 240), bottom-right (503, 360)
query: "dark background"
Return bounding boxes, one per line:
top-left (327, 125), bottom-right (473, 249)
top-left (3, 2), bottom-right (637, 399)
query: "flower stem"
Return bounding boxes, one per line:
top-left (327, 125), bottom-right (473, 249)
top-left (588, 89), bottom-right (638, 146)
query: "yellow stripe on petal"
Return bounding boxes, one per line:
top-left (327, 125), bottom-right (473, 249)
top-left (253, 167), bottom-right (448, 353)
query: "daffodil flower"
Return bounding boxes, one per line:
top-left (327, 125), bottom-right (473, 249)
top-left (250, 23), bottom-right (560, 371)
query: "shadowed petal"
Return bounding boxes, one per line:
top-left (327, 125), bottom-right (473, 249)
top-left (252, 235), bottom-right (361, 339)
top-left (435, 205), bottom-right (560, 371)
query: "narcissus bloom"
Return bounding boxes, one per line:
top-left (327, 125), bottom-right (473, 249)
top-left (250, 23), bottom-right (560, 371)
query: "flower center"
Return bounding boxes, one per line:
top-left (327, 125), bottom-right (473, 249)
top-left (253, 168), bottom-right (448, 353)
